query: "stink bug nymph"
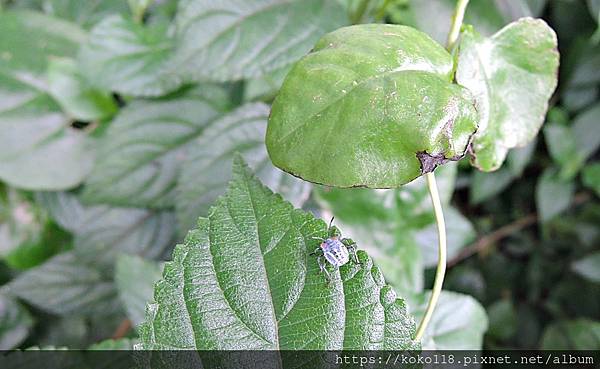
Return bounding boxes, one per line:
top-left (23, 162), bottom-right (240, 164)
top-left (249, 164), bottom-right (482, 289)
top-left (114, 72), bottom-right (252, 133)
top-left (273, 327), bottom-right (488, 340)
top-left (310, 217), bottom-right (360, 282)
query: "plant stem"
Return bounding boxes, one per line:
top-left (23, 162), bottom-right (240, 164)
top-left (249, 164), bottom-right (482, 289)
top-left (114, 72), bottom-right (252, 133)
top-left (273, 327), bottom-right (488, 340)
top-left (414, 172), bottom-right (447, 341)
top-left (446, 0), bottom-right (470, 51)
top-left (413, 0), bottom-right (469, 342)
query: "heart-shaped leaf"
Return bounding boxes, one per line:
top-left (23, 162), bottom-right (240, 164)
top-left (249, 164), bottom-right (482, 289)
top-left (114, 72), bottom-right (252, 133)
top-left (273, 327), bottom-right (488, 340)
top-left (456, 18), bottom-right (559, 172)
top-left (267, 24), bottom-right (478, 188)
top-left (171, 0), bottom-right (348, 82)
top-left (139, 157), bottom-right (419, 350)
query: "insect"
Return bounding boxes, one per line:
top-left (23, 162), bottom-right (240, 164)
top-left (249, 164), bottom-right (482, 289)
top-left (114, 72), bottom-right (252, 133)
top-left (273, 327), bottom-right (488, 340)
top-left (310, 217), bottom-right (360, 282)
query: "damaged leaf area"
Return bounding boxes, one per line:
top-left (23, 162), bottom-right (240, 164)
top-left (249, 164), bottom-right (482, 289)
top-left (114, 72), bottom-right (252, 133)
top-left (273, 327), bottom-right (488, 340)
top-left (456, 18), bottom-right (559, 172)
top-left (266, 24), bottom-right (479, 188)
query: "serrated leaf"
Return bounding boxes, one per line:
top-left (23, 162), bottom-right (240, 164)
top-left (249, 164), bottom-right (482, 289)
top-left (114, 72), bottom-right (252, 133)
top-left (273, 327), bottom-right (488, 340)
top-left (36, 192), bottom-right (176, 263)
top-left (407, 290), bottom-right (488, 350)
top-left (541, 319), bottom-right (600, 349)
top-left (115, 254), bottom-right (163, 327)
top-left (176, 103), bottom-right (311, 232)
top-left (314, 163), bottom-right (458, 295)
top-left (536, 168), bottom-right (575, 223)
top-left (171, 0), bottom-right (348, 82)
top-left (82, 86), bottom-right (230, 208)
top-left (8, 252), bottom-right (120, 316)
top-left (0, 293), bottom-right (34, 349)
top-left (140, 157), bottom-right (419, 350)
top-left (0, 11), bottom-right (94, 190)
top-left (457, 18), bottom-right (559, 172)
top-left (47, 57), bottom-right (117, 121)
top-left (267, 24), bottom-right (478, 188)
top-left (79, 15), bottom-right (181, 97)
top-left (571, 251), bottom-right (600, 283)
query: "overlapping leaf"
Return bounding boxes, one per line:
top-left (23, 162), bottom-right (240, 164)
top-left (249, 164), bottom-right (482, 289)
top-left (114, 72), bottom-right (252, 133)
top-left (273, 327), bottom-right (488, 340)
top-left (115, 255), bottom-right (163, 327)
top-left (140, 158), bottom-right (419, 351)
top-left (457, 18), bottom-right (559, 171)
top-left (176, 103), bottom-right (311, 232)
top-left (315, 163), bottom-right (475, 295)
top-left (0, 11), bottom-right (93, 190)
top-left (79, 15), bottom-right (181, 97)
top-left (407, 290), bottom-right (488, 350)
top-left (170, 0), bottom-right (348, 82)
top-left (267, 24), bottom-right (478, 188)
top-left (36, 192), bottom-right (176, 262)
top-left (8, 252), bottom-right (120, 316)
top-left (82, 86), bottom-right (231, 208)
top-left (0, 293), bottom-right (34, 349)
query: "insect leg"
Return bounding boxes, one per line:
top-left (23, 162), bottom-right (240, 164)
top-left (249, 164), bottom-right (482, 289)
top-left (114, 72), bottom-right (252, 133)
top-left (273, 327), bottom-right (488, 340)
top-left (309, 247), bottom-right (322, 256)
top-left (317, 256), bottom-right (331, 283)
top-left (342, 238), bottom-right (361, 265)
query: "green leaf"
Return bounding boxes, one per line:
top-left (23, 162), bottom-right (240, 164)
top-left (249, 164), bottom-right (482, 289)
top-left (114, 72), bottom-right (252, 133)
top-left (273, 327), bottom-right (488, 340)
top-left (536, 168), bottom-right (575, 223)
top-left (139, 157), bottom-right (419, 350)
top-left (82, 86), bottom-right (230, 208)
top-left (544, 123), bottom-right (582, 180)
top-left (79, 15), bottom-right (180, 97)
top-left (582, 162), bottom-right (600, 196)
top-left (243, 64), bottom-right (291, 102)
top-left (47, 57), bottom-right (117, 121)
top-left (407, 290), bottom-right (488, 350)
top-left (41, 0), bottom-right (130, 29)
top-left (589, 0), bottom-right (600, 22)
top-left (544, 104), bottom-right (600, 179)
top-left (0, 293), bottom-right (34, 349)
top-left (407, 0), bottom-right (547, 44)
top-left (415, 206), bottom-right (476, 268)
top-left (470, 168), bottom-right (514, 205)
top-left (36, 192), bottom-right (176, 263)
top-left (0, 11), bottom-right (94, 190)
top-left (314, 163), bottom-right (459, 295)
top-left (541, 319), bottom-right (600, 349)
top-left (176, 103), bottom-right (311, 233)
top-left (507, 140), bottom-right (537, 176)
top-left (486, 299), bottom-right (517, 342)
top-left (171, 0), bottom-right (348, 82)
top-left (457, 19), bottom-right (559, 172)
top-left (267, 24), bottom-right (478, 188)
top-left (571, 251), bottom-right (600, 283)
top-left (8, 252), bottom-right (120, 316)
top-left (115, 254), bottom-right (163, 327)
top-left (572, 103), bottom-right (600, 163)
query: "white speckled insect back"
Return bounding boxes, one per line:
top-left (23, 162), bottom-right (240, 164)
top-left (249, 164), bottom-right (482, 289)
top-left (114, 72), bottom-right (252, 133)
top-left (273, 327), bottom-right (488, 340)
top-left (320, 236), bottom-right (350, 267)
